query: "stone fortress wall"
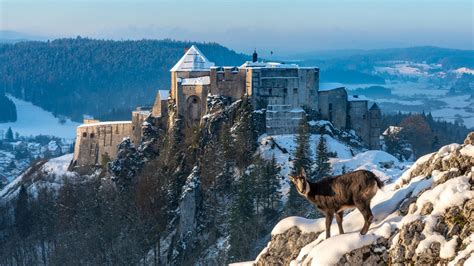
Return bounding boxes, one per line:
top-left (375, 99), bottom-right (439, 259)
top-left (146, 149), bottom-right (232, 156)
top-left (73, 121), bottom-right (133, 167)
top-left (72, 45), bottom-right (382, 167)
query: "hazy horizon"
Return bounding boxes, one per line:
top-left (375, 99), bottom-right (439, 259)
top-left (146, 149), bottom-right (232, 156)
top-left (1, 0), bottom-right (473, 55)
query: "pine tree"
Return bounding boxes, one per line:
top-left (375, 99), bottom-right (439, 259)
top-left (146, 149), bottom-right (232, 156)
top-left (286, 116), bottom-right (313, 216)
top-left (251, 156), bottom-right (266, 216)
top-left (314, 134), bottom-right (331, 180)
top-left (263, 155), bottom-right (282, 211)
top-left (293, 116), bottom-right (312, 175)
top-left (228, 173), bottom-right (256, 262)
top-left (5, 127), bottom-right (13, 141)
top-left (14, 185), bottom-right (32, 238)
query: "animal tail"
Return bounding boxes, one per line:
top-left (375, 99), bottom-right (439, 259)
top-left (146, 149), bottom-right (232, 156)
top-left (374, 175), bottom-right (384, 189)
top-left (365, 170), bottom-right (384, 189)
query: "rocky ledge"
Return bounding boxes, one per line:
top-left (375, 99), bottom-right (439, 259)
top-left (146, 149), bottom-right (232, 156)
top-left (254, 132), bottom-right (474, 265)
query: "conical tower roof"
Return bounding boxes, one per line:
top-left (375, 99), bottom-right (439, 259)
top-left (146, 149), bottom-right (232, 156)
top-left (369, 103), bottom-right (380, 110)
top-left (170, 45), bottom-right (215, 72)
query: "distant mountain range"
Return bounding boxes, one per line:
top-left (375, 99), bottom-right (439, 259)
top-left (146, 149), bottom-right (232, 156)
top-left (0, 30), bottom-right (48, 44)
top-left (0, 36), bottom-right (472, 121)
top-left (289, 46), bottom-right (474, 68)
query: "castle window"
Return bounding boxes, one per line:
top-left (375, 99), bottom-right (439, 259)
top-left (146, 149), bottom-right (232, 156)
top-left (269, 89), bottom-right (272, 95)
top-left (293, 88), bottom-right (298, 94)
top-left (363, 114), bottom-right (366, 119)
top-left (192, 98), bottom-right (198, 104)
top-left (283, 88), bottom-right (287, 94)
top-left (133, 126), bottom-right (136, 130)
top-left (82, 132), bottom-right (87, 138)
top-left (90, 133), bottom-right (95, 139)
top-left (329, 103), bottom-right (333, 110)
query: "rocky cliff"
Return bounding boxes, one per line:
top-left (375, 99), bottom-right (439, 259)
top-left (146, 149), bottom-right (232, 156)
top-left (252, 132), bottom-right (474, 265)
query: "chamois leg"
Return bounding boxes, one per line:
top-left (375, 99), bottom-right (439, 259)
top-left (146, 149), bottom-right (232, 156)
top-left (335, 212), bottom-right (344, 234)
top-left (325, 212), bottom-right (334, 239)
top-left (356, 202), bottom-right (373, 235)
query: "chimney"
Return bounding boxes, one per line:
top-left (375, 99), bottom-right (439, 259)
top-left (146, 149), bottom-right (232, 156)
top-left (252, 49), bottom-right (258, 63)
top-left (184, 46), bottom-right (190, 54)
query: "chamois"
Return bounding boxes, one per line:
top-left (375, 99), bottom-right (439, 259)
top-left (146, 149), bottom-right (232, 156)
top-left (289, 169), bottom-right (384, 239)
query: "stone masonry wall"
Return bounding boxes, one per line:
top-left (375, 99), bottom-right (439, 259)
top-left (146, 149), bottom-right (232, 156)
top-left (318, 88), bottom-right (348, 129)
top-left (348, 100), bottom-right (370, 144)
top-left (73, 122), bottom-right (132, 167)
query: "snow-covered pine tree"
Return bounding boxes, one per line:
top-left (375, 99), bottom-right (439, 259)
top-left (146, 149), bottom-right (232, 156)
top-left (5, 127), bottom-right (14, 142)
top-left (286, 116), bottom-right (313, 216)
top-left (292, 116), bottom-right (312, 175)
top-left (314, 134), bottom-right (331, 180)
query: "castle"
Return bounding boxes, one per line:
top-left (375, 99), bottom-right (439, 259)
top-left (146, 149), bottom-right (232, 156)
top-left (72, 46), bottom-right (381, 167)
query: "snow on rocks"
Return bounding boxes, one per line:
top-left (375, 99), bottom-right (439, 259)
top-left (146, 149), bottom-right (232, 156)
top-left (254, 137), bottom-right (474, 265)
top-left (41, 153), bottom-right (77, 179)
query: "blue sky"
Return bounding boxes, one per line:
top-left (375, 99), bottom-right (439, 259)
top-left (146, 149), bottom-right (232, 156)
top-left (1, 0), bottom-right (472, 54)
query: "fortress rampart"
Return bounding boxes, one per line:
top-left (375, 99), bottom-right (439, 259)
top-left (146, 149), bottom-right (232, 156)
top-left (73, 121), bottom-right (132, 166)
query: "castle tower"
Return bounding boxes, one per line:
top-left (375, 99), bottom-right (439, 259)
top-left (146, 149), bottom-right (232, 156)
top-left (369, 103), bottom-right (381, 149)
top-left (170, 45), bottom-right (214, 126)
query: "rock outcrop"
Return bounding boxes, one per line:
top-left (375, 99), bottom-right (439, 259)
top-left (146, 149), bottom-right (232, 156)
top-left (254, 132), bottom-right (474, 265)
top-left (256, 227), bottom-right (320, 266)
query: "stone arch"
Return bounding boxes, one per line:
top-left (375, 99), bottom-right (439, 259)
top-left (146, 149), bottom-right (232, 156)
top-left (186, 95), bottom-right (202, 125)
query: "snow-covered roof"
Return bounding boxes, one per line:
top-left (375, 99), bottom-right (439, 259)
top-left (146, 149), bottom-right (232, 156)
top-left (240, 61), bottom-right (317, 70)
top-left (78, 121), bottom-right (131, 128)
top-left (158, 90), bottom-right (170, 100)
top-left (348, 95), bottom-right (369, 102)
top-left (241, 61), bottom-right (299, 69)
top-left (318, 86), bottom-right (346, 92)
top-left (179, 76), bottom-right (211, 86)
top-left (170, 45), bottom-right (215, 72)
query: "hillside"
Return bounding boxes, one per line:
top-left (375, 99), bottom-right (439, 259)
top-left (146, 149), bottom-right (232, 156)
top-left (0, 92), bottom-right (472, 264)
top-left (0, 38), bottom-right (249, 121)
top-left (251, 133), bottom-right (474, 265)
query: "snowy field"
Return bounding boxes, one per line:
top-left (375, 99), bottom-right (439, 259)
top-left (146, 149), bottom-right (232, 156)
top-left (0, 96), bottom-right (80, 139)
top-left (320, 81), bottom-right (474, 129)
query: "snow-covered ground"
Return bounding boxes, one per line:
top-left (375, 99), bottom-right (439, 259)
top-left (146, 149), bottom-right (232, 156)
top-left (0, 153), bottom-right (78, 200)
top-left (254, 141), bottom-right (473, 265)
top-left (320, 80), bottom-right (474, 129)
top-left (258, 133), bottom-right (408, 203)
top-left (0, 96), bottom-right (79, 139)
